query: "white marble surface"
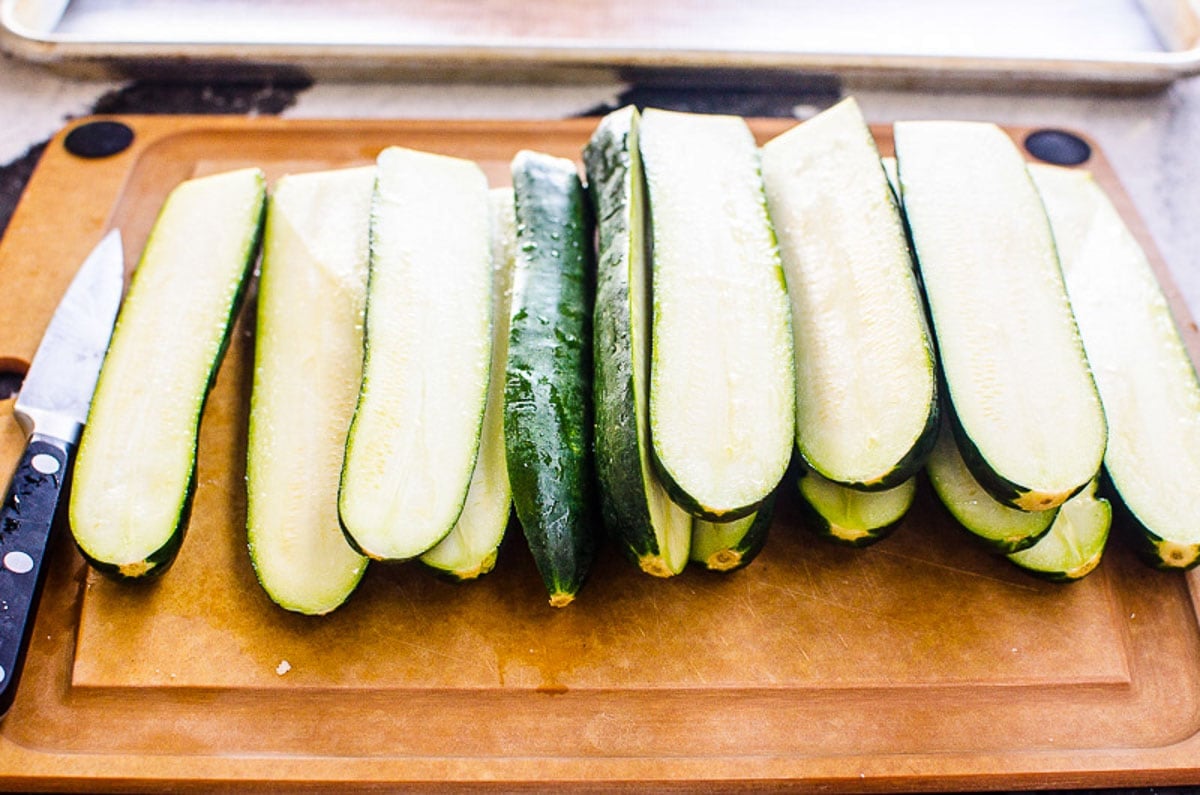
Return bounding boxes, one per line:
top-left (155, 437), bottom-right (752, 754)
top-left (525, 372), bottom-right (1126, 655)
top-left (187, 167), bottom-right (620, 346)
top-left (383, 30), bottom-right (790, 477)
top-left (1, 50), bottom-right (1198, 320)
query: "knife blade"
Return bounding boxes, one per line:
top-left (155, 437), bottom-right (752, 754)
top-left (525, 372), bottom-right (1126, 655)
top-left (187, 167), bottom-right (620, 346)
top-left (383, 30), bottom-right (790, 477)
top-left (0, 229), bottom-right (123, 717)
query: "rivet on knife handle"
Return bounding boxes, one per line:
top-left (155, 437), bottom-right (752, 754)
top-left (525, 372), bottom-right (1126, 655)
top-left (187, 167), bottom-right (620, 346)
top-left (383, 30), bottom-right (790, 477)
top-left (0, 435), bottom-right (69, 718)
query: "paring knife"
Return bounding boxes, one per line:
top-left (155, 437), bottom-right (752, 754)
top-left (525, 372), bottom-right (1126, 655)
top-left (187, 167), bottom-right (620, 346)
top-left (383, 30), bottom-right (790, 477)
top-left (0, 230), bottom-right (123, 717)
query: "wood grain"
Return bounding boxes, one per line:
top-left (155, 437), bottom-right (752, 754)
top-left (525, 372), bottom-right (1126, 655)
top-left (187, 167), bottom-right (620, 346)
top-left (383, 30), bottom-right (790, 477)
top-left (0, 116), bottom-right (1197, 791)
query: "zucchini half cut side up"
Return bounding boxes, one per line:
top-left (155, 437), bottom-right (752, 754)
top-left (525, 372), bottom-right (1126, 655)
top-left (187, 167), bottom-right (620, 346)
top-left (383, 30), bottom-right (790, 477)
top-left (69, 167), bottom-right (266, 579)
top-left (338, 147), bottom-right (493, 561)
top-left (1032, 163), bottom-right (1200, 570)
top-left (420, 189), bottom-right (517, 581)
top-left (584, 105), bottom-right (693, 577)
top-left (246, 167), bottom-right (373, 615)
top-left (894, 121), bottom-right (1106, 512)
top-left (690, 492), bottom-right (776, 572)
top-left (797, 468), bottom-right (916, 547)
top-left (505, 150), bottom-right (598, 607)
top-left (1007, 479), bottom-right (1111, 582)
top-left (639, 107), bottom-right (796, 521)
top-left (926, 416), bottom-right (1057, 554)
top-left (761, 97), bottom-right (937, 491)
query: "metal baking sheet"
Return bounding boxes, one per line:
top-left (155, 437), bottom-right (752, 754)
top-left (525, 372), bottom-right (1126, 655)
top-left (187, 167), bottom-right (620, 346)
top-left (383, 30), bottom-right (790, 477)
top-left (2, 0), bottom-right (1200, 89)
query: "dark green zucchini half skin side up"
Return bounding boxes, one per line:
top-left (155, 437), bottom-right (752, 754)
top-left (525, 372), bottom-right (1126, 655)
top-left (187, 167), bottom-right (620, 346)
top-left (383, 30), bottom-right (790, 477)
top-left (584, 105), bottom-right (693, 577)
top-left (505, 150), bottom-right (599, 607)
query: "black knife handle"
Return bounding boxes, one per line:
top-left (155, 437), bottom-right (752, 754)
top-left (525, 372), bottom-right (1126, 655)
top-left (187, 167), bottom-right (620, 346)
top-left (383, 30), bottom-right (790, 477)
top-left (0, 434), bottom-right (70, 718)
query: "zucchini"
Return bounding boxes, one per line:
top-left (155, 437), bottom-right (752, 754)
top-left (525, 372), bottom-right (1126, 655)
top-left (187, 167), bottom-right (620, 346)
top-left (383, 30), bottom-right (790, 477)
top-left (926, 416), bottom-right (1056, 554)
top-left (639, 107), bottom-right (795, 520)
top-left (420, 188), bottom-right (516, 580)
top-left (338, 146), bottom-right (493, 561)
top-left (761, 97), bottom-right (937, 491)
top-left (1032, 164), bottom-right (1200, 569)
top-left (894, 121), bottom-right (1106, 512)
top-left (246, 167), bottom-right (372, 614)
top-left (798, 468), bottom-right (916, 547)
top-left (1007, 479), bottom-right (1111, 581)
top-left (505, 150), bottom-right (598, 607)
top-left (69, 167), bottom-right (266, 578)
top-left (690, 492), bottom-right (776, 572)
top-left (584, 105), bottom-right (692, 577)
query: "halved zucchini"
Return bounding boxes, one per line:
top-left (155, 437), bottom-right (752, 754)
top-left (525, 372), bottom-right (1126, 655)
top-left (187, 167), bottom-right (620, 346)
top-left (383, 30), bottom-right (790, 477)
top-left (1032, 163), bottom-right (1200, 569)
top-left (505, 151), bottom-right (598, 607)
top-left (640, 107), bottom-right (795, 521)
top-left (798, 468), bottom-right (916, 547)
top-left (894, 121), bottom-right (1106, 512)
top-left (70, 167), bottom-right (266, 578)
top-left (584, 105), bottom-right (693, 577)
top-left (1007, 480), bottom-right (1111, 581)
top-left (420, 188), bottom-right (516, 581)
top-left (761, 97), bottom-right (937, 491)
top-left (246, 167), bottom-right (373, 615)
top-left (926, 416), bottom-right (1057, 554)
top-left (338, 147), bottom-right (493, 561)
top-left (690, 492), bottom-right (776, 572)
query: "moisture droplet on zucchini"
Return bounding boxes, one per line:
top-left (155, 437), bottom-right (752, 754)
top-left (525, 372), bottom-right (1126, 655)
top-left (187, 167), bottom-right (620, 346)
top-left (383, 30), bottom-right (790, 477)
top-left (338, 146), bottom-right (493, 561)
top-left (246, 167), bottom-right (373, 615)
top-left (639, 108), bottom-right (795, 521)
top-left (798, 468), bottom-right (916, 547)
top-left (70, 167), bottom-right (266, 578)
top-left (894, 120), bottom-right (1106, 512)
top-left (1007, 480), bottom-right (1111, 582)
top-left (690, 492), bottom-right (776, 572)
top-left (584, 105), bottom-right (693, 577)
top-left (505, 150), bottom-right (598, 607)
top-left (420, 189), bottom-right (516, 581)
top-left (761, 97), bottom-right (937, 491)
top-left (926, 416), bottom-right (1056, 554)
top-left (1032, 164), bottom-right (1200, 569)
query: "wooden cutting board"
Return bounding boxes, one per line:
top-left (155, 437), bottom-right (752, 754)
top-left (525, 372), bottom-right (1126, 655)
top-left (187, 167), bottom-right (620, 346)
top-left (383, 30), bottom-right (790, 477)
top-left (0, 115), bottom-right (1198, 791)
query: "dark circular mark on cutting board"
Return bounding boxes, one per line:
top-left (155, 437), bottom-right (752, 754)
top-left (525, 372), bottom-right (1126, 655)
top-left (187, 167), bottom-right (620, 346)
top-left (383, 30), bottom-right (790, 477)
top-left (1024, 129), bottom-right (1092, 166)
top-left (64, 120), bottom-right (134, 159)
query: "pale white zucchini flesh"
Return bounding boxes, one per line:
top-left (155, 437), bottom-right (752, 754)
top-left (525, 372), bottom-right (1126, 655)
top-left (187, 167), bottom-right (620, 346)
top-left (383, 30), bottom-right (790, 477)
top-left (761, 97), bottom-right (936, 490)
top-left (894, 120), bottom-right (1106, 512)
top-left (420, 188), bottom-right (516, 580)
top-left (246, 166), bottom-right (373, 615)
top-left (1033, 163), bottom-right (1200, 568)
top-left (640, 108), bottom-right (795, 520)
top-left (338, 146), bottom-right (493, 561)
top-left (70, 167), bottom-right (265, 576)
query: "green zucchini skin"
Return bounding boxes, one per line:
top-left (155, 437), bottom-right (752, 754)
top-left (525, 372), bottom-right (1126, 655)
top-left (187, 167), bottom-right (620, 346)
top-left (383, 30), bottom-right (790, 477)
top-left (505, 150), bottom-right (599, 607)
top-left (70, 167), bottom-right (266, 579)
top-left (690, 492), bottom-right (776, 572)
top-left (797, 468), bottom-right (916, 548)
top-left (927, 416), bottom-right (1057, 554)
top-left (1007, 480), bottom-right (1111, 582)
top-left (584, 105), bottom-right (693, 577)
